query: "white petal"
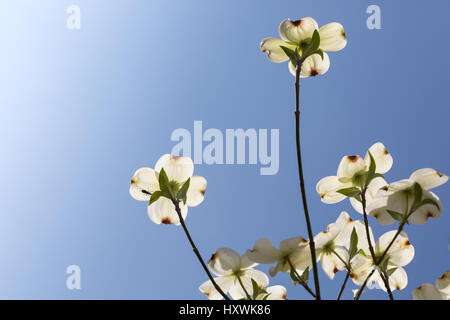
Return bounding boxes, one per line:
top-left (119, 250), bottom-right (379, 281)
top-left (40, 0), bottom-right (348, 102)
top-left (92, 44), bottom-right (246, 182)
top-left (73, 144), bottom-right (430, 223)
top-left (186, 176), bottom-right (206, 207)
top-left (408, 190), bottom-right (442, 225)
top-left (319, 22), bottom-right (347, 52)
top-left (410, 168), bottom-right (449, 190)
top-left (154, 154), bottom-right (194, 183)
top-left (435, 271), bottom-right (450, 300)
top-left (260, 38), bottom-right (292, 63)
top-left (336, 220), bottom-right (375, 253)
top-left (261, 285), bottom-right (287, 300)
top-left (320, 252), bottom-right (346, 280)
top-left (349, 253), bottom-right (378, 286)
top-left (376, 231), bottom-right (414, 267)
top-left (413, 283), bottom-right (444, 300)
top-left (289, 52), bottom-right (331, 78)
top-left (364, 142), bottom-right (393, 174)
top-left (290, 245), bottom-right (313, 272)
top-left (279, 17), bottom-right (318, 43)
top-left (208, 248), bottom-right (241, 276)
top-left (316, 176), bottom-right (350, 204)
top-left (337, 155), bottom-right (366, 181)
top-left (246, 238), bottom-right (280, 264)
top-left (279, 236), bottom-right (308, 254)
top-left (240, 253), bottom-right (259, 270)
top-left (199, 276), bottom-right (234, 300)
top-left (147, 197), bottom-right (187, 225)
top-left (378, 267), bottom-right (408, 292)
top-left (366, 196), bottom-right (397, 226)
top-left (129, 167), bottom-right (159, 201)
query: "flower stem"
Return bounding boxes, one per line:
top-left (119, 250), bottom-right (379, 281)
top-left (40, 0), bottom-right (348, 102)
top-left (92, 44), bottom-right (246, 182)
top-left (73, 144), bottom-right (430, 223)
top-left (236, 274), bottom-right (252, 300)
top-left (171, 199), bottom-right (230, 300)
top-left (294, 58), bottom-right (321, 300)
top-left (287, 257), bottom-right (316, 298)
top-left (337, 271), bottom-right (350, 300)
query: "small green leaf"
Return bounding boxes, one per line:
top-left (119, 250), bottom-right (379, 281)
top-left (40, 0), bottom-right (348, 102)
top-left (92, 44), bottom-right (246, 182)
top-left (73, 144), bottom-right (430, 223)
top-left (280, 46), bottom-right (298, 67)
top-left (262, 293), bottom-right (271, 300)
top-left (418, 198), bottom-right (440, 210)
top-left (301, 267), bottom-right (309, 282)
top-left (410, 197), bottom-right (440, 214)
top-left (148, 191), bottom-right (161, 206)
top-left (386, 267), bottom-right (398, 277)
top-left (365, 151), bottom-right (377, 188)
top-left (302, 30), bottom-right (320, 58)
top-left (290, 269), bottom-right (299, 286)
top-left (251, 278), bottom-right (260, 300)
top-left (313, 49), bottom-right (324, 60)
top-left (337, 187), bottom-right (361, 198)
top-left (386, 210), bottom-right (404, 221)
top-left (176, 178), bottom-right (190, 205)
top-left (358, 249), bottom-right (366, 256)
top-left (349, 227), bottom-right (358, 259)
top-left (158, 168), bottom-right (172, 198)
top-left (379, 256), bottom-right (390, 272)
top-left (412, 182), bottom-right (423, 209)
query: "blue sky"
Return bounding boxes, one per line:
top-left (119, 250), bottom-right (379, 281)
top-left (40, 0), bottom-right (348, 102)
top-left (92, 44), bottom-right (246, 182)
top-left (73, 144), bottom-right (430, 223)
top-left (0, 0), bottom-right (448, 299)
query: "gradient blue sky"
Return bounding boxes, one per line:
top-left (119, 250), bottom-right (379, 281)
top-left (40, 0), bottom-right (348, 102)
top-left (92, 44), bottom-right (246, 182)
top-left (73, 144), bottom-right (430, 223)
top-left (0, 0), bottom-right (448, 299)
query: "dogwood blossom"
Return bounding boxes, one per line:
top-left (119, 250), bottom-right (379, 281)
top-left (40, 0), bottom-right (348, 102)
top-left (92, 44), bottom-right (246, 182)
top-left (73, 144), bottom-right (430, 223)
top-left (316, 142), bottom-right (392, 213)
top-left (129, 154), bottom-right (207, 225)
top-left (413, 271), bottom-right (450, 300)
top-left (199, 248), bottom-right (269, 300)
top-left (350, 230), bottom-right (414, 292)
top-left (261, 17), bottom-right (346, 77)
top-left (367, 168), bottom-right (448, 225)
top-left (314, 211), bottom-right (360, 279)
top-left (246, 237), bottom-right (311, 277)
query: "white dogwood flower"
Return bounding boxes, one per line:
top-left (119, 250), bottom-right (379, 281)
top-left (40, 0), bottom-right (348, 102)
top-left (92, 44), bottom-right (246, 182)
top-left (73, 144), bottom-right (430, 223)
top-left (314, 211), bottom-right (360, 279)
top-left (316, 142), bottom-right (392, 212)
top-left (129, 154), bottom-right (207, 225)
top-left (199, 248), bottom-right (269, 300)
top-left (367, 168), bottom-right (448, 225)
top-left (413, 271), bottom-right (450, 300)
top-left (246, 237), bottom-right (311, 277)
top-left (261, 17), bottom-right (346, 77)
top-left (350, 230), bottom-right (414, 292)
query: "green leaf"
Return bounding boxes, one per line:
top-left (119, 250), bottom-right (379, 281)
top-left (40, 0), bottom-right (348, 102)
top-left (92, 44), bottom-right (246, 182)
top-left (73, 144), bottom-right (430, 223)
top-left (418, 198), bottom-right (440, 210)
top-left (386, 210), bottom-right (404, 221)
top-left (379, 256), bottom-right (390, 272)
top-left (251, 278), bottom-right (260, 299)
top-left (365, 151), bottom-right (377, 188)
top-left (410, 197), bottom-right (440, 215)
top-left (176, 178), bottom-right (190, 205)
top-left (280, 46), bottom-right (298, 67)
top-left (358, 249), bottom-right (366, 256)
top-left (301, 30), bottom-right (320, 58)
top-left (148, 191), bottom-right (161, 206)
top-left (301, 267), bottom-right (309, 282)
top-left (337, 187), bottom-right (361, 198)
top-left (262, 293), bottom-right (271, 300)
top-left (386, 267), bottom-right (398, 277)
top-left (313, 49), bottom-right (324, 60)
top-left (412, 182), bottom-right (423, 210)
top-left (349, 227), bottom-right (358, 259)
top-left (158, 168), bottom-right (172, 198)
top-left (290, 269), bottom-right (299, 286)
